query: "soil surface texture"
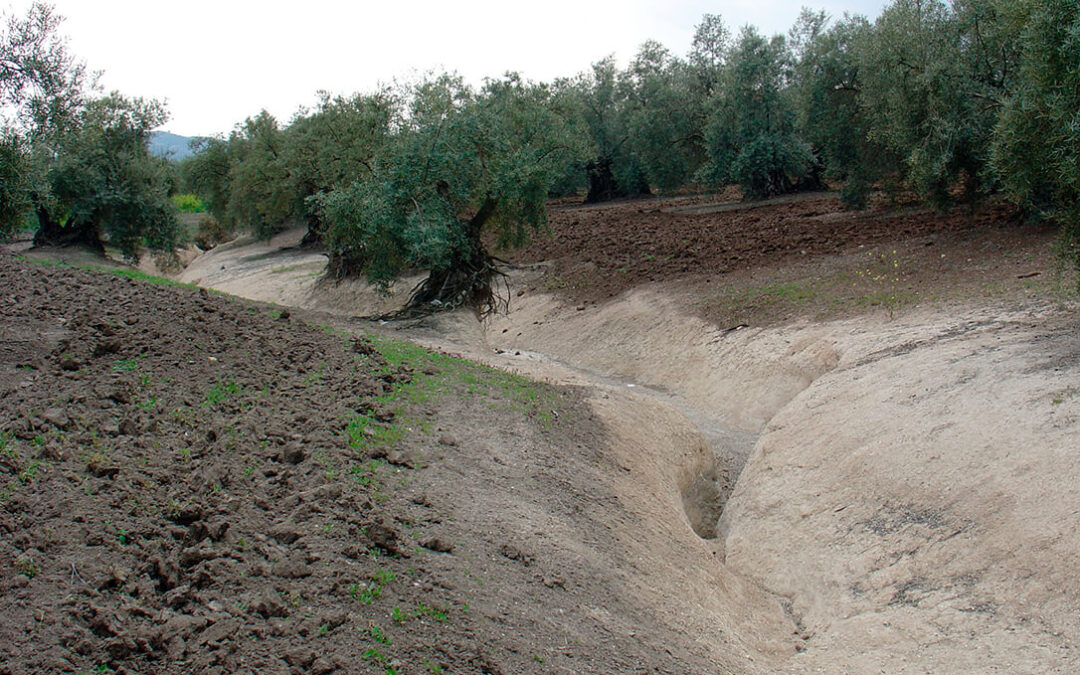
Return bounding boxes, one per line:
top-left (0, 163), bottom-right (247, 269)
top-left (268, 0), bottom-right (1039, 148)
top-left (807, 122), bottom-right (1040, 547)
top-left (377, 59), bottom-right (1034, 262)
top-left (4, 186), bottom-right (1080, 675)
top-left (0, 254), bottom-right (726, 674)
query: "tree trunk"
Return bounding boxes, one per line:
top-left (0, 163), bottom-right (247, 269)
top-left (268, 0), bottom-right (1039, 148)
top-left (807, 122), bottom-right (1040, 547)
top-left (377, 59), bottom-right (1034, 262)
top-left (585, 158), bottom-right (618, 203)
top-left (585, 157), bottom-right (651, 203)
top-left (396, 197), bottom-right (503, 318)
top-left (299, 212), bottom-right (325, 247)
top-left (32, 205), bottom-right (102, 252)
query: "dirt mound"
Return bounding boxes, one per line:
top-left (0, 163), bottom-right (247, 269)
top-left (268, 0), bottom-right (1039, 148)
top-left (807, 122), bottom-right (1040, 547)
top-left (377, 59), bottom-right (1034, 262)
top-left (0, 254), bottom-right (734, 673)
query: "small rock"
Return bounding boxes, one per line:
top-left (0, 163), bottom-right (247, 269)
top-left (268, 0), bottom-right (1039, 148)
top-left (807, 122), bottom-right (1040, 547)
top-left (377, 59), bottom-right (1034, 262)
top-left (86, 461), bottom-right (119, 479)
top-left (284, 649), bottom-right (317, 668)
top-left (92, 339), bottom-right (121, 357)
top-left (385, 450), bottom-right (414, 467)
top-left (366, 522), bottom-right (407, 557)
top-left (159, 614), bottom-right (208, 642)
top-left (169, 504), bottom-right (204, 525)
top-left (208, 521), bottom-right (230, 542)
top-left (150, 556), bottom-right (181, 591)
top-left (195, 618), bottom-right (240, 646)
top-left (499, 543), bottom-right (532, 565)
top-left (271, 559), bottom-right (313, 579)
top-left (438, 435), bottom-right (458, 447)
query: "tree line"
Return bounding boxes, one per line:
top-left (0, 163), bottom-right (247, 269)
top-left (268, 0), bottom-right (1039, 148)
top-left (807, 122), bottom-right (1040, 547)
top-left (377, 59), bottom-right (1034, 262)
top-left (2, 0), bottom-right (1078, 313)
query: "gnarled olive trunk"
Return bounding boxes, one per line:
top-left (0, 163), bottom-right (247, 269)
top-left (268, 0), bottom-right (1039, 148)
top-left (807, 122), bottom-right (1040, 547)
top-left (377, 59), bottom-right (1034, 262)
top-left (585, 157), bottom-right (651, 203)
top-left (32, 205), bottom-right (102, 252)
top-left (396, 197), bottom-right (503, 319)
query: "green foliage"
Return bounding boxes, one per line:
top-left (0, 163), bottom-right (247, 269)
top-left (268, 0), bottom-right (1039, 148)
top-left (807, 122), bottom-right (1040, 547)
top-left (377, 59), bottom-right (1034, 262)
top-left (1, 2), bottom-right (88, 237)
top-left (622, 41), bottom-right (703, 192)
top-left (320, 72), bottom-right (585, 311)
top-left (0, 2), bottom-right (89, 133)
top-left (0, 133), bottom-right (33, 237)
top-left (282, 91), bottom-right (394, 241)
top-left (180, 137), bottom-right (231, 226)
top-left (698, 27), bottom-right (816, 199)
top-left (224, 111), bottom-right (294, 239)
top-left (792, 13), bottom-right (882, 207)
top-left (39, 93), bottom-right (181, 259)
top-left (991, 0), bottom-right (1080, 271)
top-left (857, 0), bottom-right (1018, 205)
top-left (170, 193), bottom-right (204, 213)
top-left (557, 58), bottom-right (650, 202)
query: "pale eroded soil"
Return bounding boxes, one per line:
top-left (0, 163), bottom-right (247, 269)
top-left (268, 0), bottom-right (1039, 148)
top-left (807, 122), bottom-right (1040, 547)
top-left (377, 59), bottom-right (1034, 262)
top-left (172, 191), bottom-right (1080, 673)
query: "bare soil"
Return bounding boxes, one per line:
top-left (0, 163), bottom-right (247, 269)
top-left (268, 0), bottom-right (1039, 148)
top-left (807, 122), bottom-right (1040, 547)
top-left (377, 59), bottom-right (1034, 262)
top-left (505, 192), bottom-right (1063, 328)
top-left (4, 188), bottom-right (1079, 674)
top-left (0, 254), bottom-right (726, 673)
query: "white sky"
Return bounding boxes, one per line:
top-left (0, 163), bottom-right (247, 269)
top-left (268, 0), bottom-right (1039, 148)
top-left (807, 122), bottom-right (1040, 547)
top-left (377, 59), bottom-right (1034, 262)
top-left (5, 0), bottom-right (887, 137)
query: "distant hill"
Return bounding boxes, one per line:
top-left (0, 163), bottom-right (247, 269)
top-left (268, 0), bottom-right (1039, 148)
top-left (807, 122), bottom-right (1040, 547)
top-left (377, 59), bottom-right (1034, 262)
top-left (149, 131), bottom-right (203, 161)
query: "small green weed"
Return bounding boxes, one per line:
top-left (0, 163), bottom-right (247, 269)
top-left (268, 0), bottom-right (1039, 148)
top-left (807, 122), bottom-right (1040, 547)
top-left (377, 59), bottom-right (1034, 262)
top-left (362, 648), bottom-right (397, 674)
top-left (111, 358), bottom-right (140, 372)
top-left (349, 568), bottom-right (395, 605)
top-left (13, 555), bottom-right (37, 578)
top-left (366, 622), bottom-right (391, 645)
top-left (412, 601), bottom-right (448, 622)
top-left (204, 376), bottom-right (242, 407)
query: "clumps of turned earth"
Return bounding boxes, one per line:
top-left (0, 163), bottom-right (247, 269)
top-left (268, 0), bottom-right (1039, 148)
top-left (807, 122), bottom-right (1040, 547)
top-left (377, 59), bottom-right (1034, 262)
top-left (1, 253), bottom-right (710, 674)
top-left (505, 193), bottom-right (1059, 326)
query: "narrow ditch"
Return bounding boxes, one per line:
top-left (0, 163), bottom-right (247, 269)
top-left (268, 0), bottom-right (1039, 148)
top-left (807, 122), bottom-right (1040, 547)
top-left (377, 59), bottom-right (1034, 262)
top-left (676, 413), bottom-right (758, 541)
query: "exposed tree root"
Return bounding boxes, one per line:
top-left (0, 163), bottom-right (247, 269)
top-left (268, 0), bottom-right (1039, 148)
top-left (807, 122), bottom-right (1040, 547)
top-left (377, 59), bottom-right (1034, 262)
top-left (374, 254), bottom-right (512, 322)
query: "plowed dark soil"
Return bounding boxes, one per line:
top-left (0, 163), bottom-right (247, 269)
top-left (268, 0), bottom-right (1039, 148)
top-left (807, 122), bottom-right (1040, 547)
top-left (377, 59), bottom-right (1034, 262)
top-left (505, 192), bottom-right (1059, 326)
top-left (0, 255), bottom-right (712, 674)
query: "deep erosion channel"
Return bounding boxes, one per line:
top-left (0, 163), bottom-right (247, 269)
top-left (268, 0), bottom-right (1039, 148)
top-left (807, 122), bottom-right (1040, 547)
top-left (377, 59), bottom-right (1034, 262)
top-left (178, 236), bottom-right (1080, 672)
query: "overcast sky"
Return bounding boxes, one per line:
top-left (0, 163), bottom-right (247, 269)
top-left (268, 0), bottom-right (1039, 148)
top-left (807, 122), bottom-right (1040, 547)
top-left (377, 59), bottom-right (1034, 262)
top-left (6, 0), bottom-right (888, 137)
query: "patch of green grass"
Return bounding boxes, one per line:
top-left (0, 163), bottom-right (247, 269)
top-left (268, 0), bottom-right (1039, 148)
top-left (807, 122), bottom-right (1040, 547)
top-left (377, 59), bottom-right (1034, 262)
top-left (349, 567), bottom-right (396, 605)
top-left (171, 193), bottom-right (206, 213)
top-left (270, 263), bottom-right (304, 274)
top-left (0, 432), bottom-right (14, 458)
top-left (112, 357), bottom-right (141, 372)
top-left (346, 336), bottom-right (561, 455)
top-left (362, 648), bottom-right (397, 675)
top-left (366, 622), bottom-right (391, 645)
top-left (13, 554), bottom-right (37, 578)
top-left (412, 600), bottom-right (448, 622)
top-left (105, 267), bottom-right (203, 289)
top-left (203, 375), bottom-right (242, 407)
top-left (1052, 386), bottom-right (1079, 405)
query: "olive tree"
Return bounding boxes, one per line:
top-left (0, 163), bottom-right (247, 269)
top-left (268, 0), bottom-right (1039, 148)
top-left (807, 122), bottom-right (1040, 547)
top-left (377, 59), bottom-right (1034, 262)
top-left (282, 91), bottom-right (395, 244)
top-left (1, 1), bottom-right (89, 238)
top-left (319, 73), bottom-right (586, 316)
top-left (991, 0), bottom-right (1080, 270)
top-left (698, 27), bottom-right (816, 199)
top-left (34, 93), bottom-right (180, 259)
top-left (621, 41), bottom-right (703, 192)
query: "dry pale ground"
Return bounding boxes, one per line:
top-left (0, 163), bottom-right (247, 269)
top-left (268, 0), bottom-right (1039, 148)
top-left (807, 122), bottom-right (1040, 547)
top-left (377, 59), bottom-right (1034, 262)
top-left (175, 222), bottom-right (1080, 673)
